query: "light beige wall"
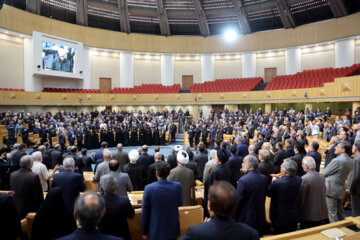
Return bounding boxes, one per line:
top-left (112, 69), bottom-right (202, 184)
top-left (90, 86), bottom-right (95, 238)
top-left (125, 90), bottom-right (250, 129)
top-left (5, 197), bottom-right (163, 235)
top-left (355, 39), bottom-right (360, 64)
top-left (42, 77), bottom-right (83, 89)
top-left (134, 55), bottom-right (161, 86)
top-left (198, 105), bottom-right (212, 118)
top-left (91, 52), bottom-right (120, 89)
top-left (301, 45), bottom-right (335, 70)
top-left (214, 56), bottom-right (242, 79)
top-left (0, 33), bottom-right (24, 88)
top-left (174, 56), bottom-right (201, 86)
top-left (256, 52), bottom-right (286, 79)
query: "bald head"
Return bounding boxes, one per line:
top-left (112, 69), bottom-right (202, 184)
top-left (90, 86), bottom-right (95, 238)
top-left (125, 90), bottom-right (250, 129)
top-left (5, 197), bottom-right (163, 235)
top-left (117, 143), bottom-right (123, 151)
top-left (109, 160), bottom-right (120, 171)
top-left (142, 145), bottom-right (148, 153)
top-left (74, 192), bottom-right (105, 229)
top-left (154, 152), bottom-right (162, 162)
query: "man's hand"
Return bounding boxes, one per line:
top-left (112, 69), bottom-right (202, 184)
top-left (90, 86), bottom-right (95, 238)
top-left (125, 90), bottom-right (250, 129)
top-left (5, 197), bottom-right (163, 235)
top-left (5, 191), bottom-right (15, 197)
top-left (142, 235), bottom-right (148, 240)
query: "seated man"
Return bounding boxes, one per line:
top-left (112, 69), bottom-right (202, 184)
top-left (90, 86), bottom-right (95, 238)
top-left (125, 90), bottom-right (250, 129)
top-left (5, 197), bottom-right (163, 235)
top-left (58, 191), bottom-right (123, 240)
top-left (181, 181), bottom-right (259, 240)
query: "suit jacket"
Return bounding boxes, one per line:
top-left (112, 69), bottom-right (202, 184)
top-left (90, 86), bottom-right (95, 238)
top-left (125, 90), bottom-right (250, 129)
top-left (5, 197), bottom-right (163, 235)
top-left (138, 153), bottom-right (154, 171)
top-left (123, 163), bottom-right (146, 191)
top-left (194, 152), bottom-right (208, 180)
top-left (226, 155), bottom-right (243, 182)
top-left (324, 144), bottom-right (337, 168)
top-left (42, 152), bottom-right (51, 170)
top-left (234, 170), bottom-right (268, 229)
top-left (236, 143), bottom-right (249, 159)
top-left (99, 193), bottom-right (135, 240)
top-left (51, 170), bottom-right (86, 213)
top-left (273, 149), bottom-right (287, 174)
top-left (258, 161), bottom-right (274, 186)
top-left (100, 171), bottom-right (133, 197)
top-left (141, 179), bottom-right (182, 240)
top-left (268, 175), bottom-right (302, 227)
top-left (324, 154), bottom-right (353, 199)
top-left (82, 156), bottom-right (94, 172)
top-left (11, 150), bottom-right (26, 167)
top-left (147, 162), bottom-right (158, 184)
top-left (51, 150), bottom-right (64, 169)
top-left (180, 216), bottom-right (259, 240)
top-left (306, 151), bottom-right (322, 172)
top-left (285, 146), bottom-right (295, 158)
top-left (292, 153), bottom-right (306, 176)
top-left (300, 170), bottom-right (328, 221)
top-left (10, 167), bottom-right (44, 219)
top-left (0, 193), bottom-right (22, 240)
top-left (112, 150), bottom-right (130, 171)
top-left (348, 154), bottom-right (360, 194)
top-left (57, 228), bottom-right (123, 240)
top-left (168, 164), bottom-right (196, 206)
top-left (167, 153), bottom-right (177, 169)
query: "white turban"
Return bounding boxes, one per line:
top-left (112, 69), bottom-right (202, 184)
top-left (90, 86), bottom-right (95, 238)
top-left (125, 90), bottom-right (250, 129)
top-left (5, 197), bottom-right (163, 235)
top-left (177, 150), bottom-right (189, 165)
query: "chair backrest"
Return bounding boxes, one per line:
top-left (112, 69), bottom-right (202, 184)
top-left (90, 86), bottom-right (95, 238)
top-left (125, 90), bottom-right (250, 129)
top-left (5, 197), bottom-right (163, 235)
top-left (127, 205), bottom-right (204, 240)
top-left (26, 212), bottom-right (36, 239)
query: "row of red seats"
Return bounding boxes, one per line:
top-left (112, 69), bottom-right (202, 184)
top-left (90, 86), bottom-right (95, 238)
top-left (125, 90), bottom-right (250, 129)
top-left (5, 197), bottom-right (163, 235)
top-left (112, 84), bottom-right (181, 94)
top-left (43, 88), bottom-right (101, 93)
top-left (265, 64), bottom-right (360, 90)
top-left (190, 77), bottom-right (263, 93)
top-left (0, 88), bottom-right (25, 91)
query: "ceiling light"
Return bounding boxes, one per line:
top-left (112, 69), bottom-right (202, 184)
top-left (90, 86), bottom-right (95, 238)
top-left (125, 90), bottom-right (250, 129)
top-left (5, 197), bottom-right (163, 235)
top-left (224, 29), bottom-right (238, 42)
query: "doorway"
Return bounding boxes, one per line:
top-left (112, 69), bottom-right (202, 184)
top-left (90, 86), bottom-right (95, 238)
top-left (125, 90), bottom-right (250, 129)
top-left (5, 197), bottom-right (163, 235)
top-left (182, 75), bottom-right (193, 91)
top-left (212, 104), bottom-right (224, 113)
top-left (265, 68), bottom-right (277, 83)
top-left (100, 78), bottom-right (112, 93)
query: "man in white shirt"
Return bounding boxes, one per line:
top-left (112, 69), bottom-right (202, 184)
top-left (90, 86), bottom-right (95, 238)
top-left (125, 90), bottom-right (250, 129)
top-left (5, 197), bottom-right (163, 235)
top-left (31, 151), bottom-right (61, 191)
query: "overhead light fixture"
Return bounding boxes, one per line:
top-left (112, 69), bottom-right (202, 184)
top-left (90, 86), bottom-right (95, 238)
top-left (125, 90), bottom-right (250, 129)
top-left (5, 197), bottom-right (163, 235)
top-left (224, 29), bottom-right (238, 42)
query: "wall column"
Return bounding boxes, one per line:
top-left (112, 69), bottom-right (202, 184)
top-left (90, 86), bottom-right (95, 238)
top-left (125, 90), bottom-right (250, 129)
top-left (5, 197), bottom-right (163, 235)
top-left (161, 54), bottom-right (174, 86)
top-left (24, 37), bottom-right (42, 92)
top-left (305, 103), bottom-right (313, 111)
top-left (353, 102), bottom-right (360, 114)
top-left (157, 105), bottom-right (163, 113)
top-left (265, 103), bottom-right (272, 114)
top-left (192, 104), bottom-right (199, 122)
top-left (201, 54), bottom-right (214, 83)
top-left (83, 48), bottom-right (91, 89)
top-left (285, 47), bottom-right (301, 75)
top-left (242, 52), bottom-right (256, 78)
top-left (335, 39), bottom-right (355, 68)
top-left (120, 52), bottom-right (134, 88)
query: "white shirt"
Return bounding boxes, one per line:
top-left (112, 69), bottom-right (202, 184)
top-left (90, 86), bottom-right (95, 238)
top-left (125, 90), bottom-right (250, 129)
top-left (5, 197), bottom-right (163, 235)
top-left (31, 161), bottom-right (54, 191)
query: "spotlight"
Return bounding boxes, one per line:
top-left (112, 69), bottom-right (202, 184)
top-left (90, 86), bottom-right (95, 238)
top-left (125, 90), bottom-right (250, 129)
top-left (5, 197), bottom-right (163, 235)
top-left (224, 29), bottom-right (238, 42)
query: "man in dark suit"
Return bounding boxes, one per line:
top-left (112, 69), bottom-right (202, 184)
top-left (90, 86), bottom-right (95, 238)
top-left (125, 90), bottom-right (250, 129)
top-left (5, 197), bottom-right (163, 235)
top-left (226, 144), bottom-right (243, 182)
top-left (38, 145), bottom-right (51, 170)
top-left (147, 152), bottom-right (162, 184)
top-left (325, 136), bottom-right (338, 168)
top-left (123, 150), bottom-right (146, 191)
top-left (234, 155), bottom-right (268, 236)
top-left (258, 149), bottom-right (274, 187)
top-left (99, 175), bottom-right (135, 240)
top-left (181, 181), bottom-right (259, 240)
top-left (51, 144), bottom-right (64, 169)
top-left (10, 143), bottom-right (27, 173)
top-left (141, 161), bottom-right (182, 240)
top-left (285, 139), bottom-right (295, 158)
top-left (0, 191), bottom-right (22, 240)
top-left (349, 141), bottom-right (360, 217)
top-left (168, 145), bottom-right (181, 169)
top-left (235, 136), bottom-right (249, 159)
top-left (194, 143), bottom-right (208, 181)
top-left (267, 159), bottom-right (302, 234)
top-left (138, 145), bottom-right (154, 173)
top-left (273, 142), bottom-right (287, 174)
top-left (10, 155), bottom-right (44, 219)
top-left (51, 157), bottom-right (86, 213)
top-left (58, 192), bottom-right (123, 240)
top-left (306, 141), bottom-right (322, 172)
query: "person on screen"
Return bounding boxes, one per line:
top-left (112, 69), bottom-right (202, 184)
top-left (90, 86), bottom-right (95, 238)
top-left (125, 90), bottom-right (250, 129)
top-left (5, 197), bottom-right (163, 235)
top-left (42, 42), bottom-right (58, 69)
top-left (52, 47), bottom-right (72, 72)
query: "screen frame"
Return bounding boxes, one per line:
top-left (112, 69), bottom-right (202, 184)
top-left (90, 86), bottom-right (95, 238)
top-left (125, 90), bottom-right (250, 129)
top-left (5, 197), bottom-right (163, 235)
top-left (33, 31), bottom-right (84, 79)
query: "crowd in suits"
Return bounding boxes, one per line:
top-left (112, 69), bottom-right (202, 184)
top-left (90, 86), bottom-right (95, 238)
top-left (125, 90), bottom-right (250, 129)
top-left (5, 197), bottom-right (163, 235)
top-left (1, 108), bottom-right (185, 150)
top-left (1, 106), bottom-right (360, 240)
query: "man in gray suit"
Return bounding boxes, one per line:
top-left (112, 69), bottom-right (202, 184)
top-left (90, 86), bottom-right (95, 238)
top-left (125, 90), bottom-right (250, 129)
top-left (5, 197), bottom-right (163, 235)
top-left (168, 150), bottom-right (196, 206)
top-left (348, 141), bottom-right (360, 216)
top-left (324, 141), bottom-right (353, 222)
top-left (300, 156), bottom-right (329, 229)
top-left (93, 149), bottom-right (112, 191)
top-left (112, 144), bottom-right (130, 171)
top-left (100, 160), bottom-right (133, 197)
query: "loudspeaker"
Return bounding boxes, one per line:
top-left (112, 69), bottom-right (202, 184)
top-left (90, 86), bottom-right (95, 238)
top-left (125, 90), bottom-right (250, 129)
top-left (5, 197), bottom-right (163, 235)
top-left (0, 0), bottom-right (4, 10)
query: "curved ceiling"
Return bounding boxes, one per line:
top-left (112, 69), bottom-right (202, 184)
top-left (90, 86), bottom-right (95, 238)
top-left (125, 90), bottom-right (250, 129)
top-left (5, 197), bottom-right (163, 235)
top-left (5, 0), bottom-right (360, 36)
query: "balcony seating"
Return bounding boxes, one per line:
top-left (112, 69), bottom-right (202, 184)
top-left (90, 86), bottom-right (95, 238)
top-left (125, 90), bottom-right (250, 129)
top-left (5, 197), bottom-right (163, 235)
top-left (265, 64), bottom-right (360, 90)
top-left (190, 77), bottom-right (263, 93)
top-left (111, 84), bottom-right (181, 94)
top-left (42, 88), bottom-right (101, 93)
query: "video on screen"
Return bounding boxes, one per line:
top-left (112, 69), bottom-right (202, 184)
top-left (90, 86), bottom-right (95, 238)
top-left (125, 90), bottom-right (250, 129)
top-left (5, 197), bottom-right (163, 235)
top-left (42, 41), bottom-right (75, 73)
